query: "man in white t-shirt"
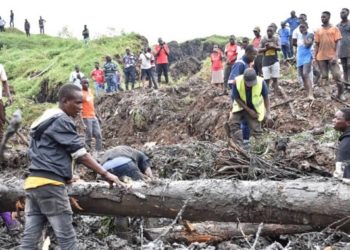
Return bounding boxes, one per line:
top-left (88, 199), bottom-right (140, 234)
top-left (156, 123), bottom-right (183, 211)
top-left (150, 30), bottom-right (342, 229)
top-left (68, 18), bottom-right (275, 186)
top-left (292, 14), bottom-right (315, 85)
top-left (139, 48), bottom-right (158, 89)
top-left (0, 64), bottom-right (13, 140)
top-left (69, 65), bottom-right (85, 89)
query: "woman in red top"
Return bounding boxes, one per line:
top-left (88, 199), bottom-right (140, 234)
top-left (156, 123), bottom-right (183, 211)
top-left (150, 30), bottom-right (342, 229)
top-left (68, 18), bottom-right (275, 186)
top-left (210, 45), bottom-right (224, 89)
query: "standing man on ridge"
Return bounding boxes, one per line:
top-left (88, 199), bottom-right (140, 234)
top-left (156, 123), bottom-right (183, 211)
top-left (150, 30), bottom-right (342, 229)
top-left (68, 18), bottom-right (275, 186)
top-left (154, 38), bottom-right (170, 84)
top-left (24, 19), bottom-right (30, 37)
top-left (9, 10), bottom-right (14, 28)
top-left (39, 16), bottom-right (46, 34)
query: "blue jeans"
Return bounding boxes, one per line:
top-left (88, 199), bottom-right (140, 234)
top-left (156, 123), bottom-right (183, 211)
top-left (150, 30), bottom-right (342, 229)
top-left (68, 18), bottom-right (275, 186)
top-left (107, 160), bottom-right (143, 181)
top-left (124, 66), bottom-right (136, 90)
top-left (83, 117), bottom-right (102, 151)
top-left (281, 44), bottom-right (291, 59)
top-left (241, 121), bottom-right (250, 140)
top-left (94, 82), bottom-right (105, 96)
top-left (106, 75), bottom-right (117, 93)
top-left (20, 185), bottom-right (77, 250)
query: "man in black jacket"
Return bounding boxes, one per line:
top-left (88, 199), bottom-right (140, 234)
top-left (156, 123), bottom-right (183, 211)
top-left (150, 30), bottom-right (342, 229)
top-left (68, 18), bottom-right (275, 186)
top-left (20, 84), bottom-right (126, 250)
top-left (333, 108), bottom-right (350, 178)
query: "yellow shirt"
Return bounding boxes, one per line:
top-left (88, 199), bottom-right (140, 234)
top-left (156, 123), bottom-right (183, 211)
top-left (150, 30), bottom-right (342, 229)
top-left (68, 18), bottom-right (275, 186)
top-left (24, 176), bottom-right (64, 190)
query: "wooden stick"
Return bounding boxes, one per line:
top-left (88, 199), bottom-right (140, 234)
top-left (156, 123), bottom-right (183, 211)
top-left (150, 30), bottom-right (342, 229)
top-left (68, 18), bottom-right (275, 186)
top-left (271, 99), bottom-right (293, 109)
top-left (331, 96), bottom-right (350, 108)
top-left (27, 62), bottom-right (55, 80)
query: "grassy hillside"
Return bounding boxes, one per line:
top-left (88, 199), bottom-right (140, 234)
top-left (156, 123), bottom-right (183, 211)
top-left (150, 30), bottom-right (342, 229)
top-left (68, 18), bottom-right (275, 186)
top-left (0, 31), bottom-right (146, 124)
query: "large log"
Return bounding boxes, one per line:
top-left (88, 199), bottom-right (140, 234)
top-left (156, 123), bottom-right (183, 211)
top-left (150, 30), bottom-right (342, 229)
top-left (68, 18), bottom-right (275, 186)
top-left (1, 178), bottom-right (350, 228)
top-left (145, 222), bottom-right (313, 243)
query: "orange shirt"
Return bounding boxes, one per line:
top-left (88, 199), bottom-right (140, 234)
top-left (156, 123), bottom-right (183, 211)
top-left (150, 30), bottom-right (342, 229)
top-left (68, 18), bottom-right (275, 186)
top-left (315, 25), bottom-right (342, 60)
top-left (211, 50), bottom-right (223, 71)
top-left (82, 89), bottom-right (95, 118)
top-left (154, 44), bottom-right (170, 64)
top-left (224, 43), bottom-right (238, 64)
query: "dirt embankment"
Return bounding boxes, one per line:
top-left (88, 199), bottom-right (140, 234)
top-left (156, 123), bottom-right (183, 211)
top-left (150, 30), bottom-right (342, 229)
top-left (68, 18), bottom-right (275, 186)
top-left (96, 69), bottom-right (344, 173)
top-left (1, 58), bottom-right (348, 249)
top-left (98, 76), bottom-right (230, 147)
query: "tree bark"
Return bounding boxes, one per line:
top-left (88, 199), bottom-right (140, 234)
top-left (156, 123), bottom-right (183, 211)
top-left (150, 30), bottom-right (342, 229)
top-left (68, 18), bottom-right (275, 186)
top-left (1, 178), bottom-right (350, 229)
top-left (145, 222), bottom-right (313, 243)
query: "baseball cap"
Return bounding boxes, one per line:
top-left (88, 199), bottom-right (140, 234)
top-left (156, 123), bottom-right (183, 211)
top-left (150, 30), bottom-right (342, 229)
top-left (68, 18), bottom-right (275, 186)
top-left (243, 68), bottom-right (257, 87)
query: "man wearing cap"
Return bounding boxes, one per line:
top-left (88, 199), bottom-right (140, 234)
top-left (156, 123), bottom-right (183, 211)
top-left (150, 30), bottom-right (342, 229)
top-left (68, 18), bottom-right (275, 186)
top-left (222, 35), bottom-right (238, 95)
top-left (278, 22), bottom-right (291, 60)
top-left (225, 68), bottom-right (273, 144)
top-left (227, 45), bottom-right (257, 148)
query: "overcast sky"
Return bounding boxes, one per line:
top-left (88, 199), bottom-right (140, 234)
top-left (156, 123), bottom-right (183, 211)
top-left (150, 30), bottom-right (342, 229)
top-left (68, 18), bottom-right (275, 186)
top-left (1, 0), bottom-right (349, 44)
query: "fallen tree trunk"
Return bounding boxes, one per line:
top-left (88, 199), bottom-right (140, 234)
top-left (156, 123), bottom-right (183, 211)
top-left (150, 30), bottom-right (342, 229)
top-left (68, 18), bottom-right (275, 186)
top-left (1, 178), bottom-right (350, 228)
top-left (145, 222), bottom-right (313, 243)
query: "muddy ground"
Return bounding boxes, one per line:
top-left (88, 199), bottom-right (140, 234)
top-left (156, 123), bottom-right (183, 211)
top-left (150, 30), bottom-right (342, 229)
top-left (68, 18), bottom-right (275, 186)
top-left (1, 61), bottom-right (350, 249)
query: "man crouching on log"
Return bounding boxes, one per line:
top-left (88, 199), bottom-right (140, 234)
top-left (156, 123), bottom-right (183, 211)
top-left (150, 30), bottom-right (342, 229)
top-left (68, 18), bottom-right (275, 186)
top-left (20, 84), bottom-right (127, 250)
top-left (333, 108), bottom-right (350, 179)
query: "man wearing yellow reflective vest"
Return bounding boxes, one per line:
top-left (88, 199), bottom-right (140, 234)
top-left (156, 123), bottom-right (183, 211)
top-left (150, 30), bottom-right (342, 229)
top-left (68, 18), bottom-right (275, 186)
top-left (225, 68), bottom-right (273, 145)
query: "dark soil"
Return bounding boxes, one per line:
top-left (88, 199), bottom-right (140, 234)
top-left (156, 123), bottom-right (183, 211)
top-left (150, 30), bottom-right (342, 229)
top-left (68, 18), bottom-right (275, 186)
top-left (1, 61), bottom-right (349, 249)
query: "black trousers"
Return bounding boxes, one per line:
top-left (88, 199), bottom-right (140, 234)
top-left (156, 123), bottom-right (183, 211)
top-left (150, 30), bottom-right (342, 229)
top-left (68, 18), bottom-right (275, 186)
top-left (157, 63), bottom-right (169, 83)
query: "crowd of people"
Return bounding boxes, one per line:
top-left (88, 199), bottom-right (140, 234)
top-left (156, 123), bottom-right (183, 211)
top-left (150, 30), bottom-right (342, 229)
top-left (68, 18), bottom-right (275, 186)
top-left (1, 7), bottom-right (350, 250)
top-left (210, 9), bottom-right (350, 102)
top-left (68, 37), bottom-right (170, 96)
top-left (209, 9), bottom-right (350, 151)
top-left (0, 10), bottom-right (46, 36)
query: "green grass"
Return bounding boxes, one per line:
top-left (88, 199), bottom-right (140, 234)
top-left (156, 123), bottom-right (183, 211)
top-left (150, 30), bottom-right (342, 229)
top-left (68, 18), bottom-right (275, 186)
top-left (0, 32), bottom-right (146, 125)
top-left (1, 32), bottom-right (144, 98)
top-left (196, 58), bottom-right (211, 80)
top-left (204, 35), bottom-right (229, 46)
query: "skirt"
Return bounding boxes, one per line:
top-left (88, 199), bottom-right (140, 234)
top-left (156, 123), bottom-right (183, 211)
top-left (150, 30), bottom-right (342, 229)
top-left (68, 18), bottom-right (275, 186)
top-left (211, 69), bottom-right (224, 84)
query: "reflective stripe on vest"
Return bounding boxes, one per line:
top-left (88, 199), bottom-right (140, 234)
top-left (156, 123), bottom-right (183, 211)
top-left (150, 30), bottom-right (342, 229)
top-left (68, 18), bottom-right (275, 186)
top-left (232, 75), bottom-right (266, 122)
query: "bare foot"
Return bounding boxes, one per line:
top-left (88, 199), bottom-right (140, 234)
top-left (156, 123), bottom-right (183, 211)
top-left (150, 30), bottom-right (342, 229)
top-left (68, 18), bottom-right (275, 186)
top-left (306, 95), bottom-right (315, 101)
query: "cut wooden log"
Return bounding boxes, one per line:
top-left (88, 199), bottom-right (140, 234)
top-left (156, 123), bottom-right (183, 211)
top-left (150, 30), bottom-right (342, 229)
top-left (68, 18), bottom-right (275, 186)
top-left (1, 178), bottom-right (350, 229)
top-left (145, 222), bottom-right (314, 243)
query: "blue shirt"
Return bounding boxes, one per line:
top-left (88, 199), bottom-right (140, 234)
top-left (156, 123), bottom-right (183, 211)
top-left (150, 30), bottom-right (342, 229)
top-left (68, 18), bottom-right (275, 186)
top-left (278, 28), bottom-right (290, 45)
top-left (232, 81), bottom-right (269, 111)
top-left (296, 32), bottom-right (314, 67)
top-left (228, 55), bottom-right (249, 84)
top-left (284, 17), bottom-right (300, 33)
top-left (102, 156), bottom-right (132, 171)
